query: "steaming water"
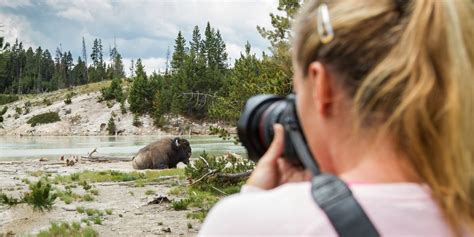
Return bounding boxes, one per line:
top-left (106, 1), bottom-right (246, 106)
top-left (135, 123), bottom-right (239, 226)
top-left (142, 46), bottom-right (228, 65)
top-left (0, 136), bottom-right (246, 161)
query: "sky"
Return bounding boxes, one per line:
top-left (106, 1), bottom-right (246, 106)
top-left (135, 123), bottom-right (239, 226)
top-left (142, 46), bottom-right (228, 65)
top-left (0, 0), bottom-right (278, 75)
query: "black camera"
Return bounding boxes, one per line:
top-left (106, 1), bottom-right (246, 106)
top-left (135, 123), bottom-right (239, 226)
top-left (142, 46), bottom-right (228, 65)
top-left (237, 94), bottom-right (306, 165)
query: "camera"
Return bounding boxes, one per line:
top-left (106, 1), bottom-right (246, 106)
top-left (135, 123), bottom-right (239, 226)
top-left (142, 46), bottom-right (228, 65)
top-left (237, 93), bottom-right (306, 165)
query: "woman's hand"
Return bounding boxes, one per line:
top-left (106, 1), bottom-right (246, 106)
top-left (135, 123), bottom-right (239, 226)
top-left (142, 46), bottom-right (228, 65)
top-left (246, 124), bottom-right (312, 190)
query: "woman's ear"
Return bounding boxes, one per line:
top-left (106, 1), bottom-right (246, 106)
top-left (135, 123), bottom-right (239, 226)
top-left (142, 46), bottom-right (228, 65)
top-left (307, 62), bottom-right (333, 117)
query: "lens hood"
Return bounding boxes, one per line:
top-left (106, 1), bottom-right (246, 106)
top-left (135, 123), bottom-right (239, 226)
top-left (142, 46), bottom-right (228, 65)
top-left (237, 94), bottom-right (283, 162)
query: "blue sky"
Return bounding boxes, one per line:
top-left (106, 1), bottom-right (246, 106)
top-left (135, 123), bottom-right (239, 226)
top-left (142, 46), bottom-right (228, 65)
top-left (0, 0), bottom-right (278, 75)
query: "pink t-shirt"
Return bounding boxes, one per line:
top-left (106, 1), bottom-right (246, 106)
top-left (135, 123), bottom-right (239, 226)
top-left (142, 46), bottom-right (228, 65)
top-left (199, 182), bottom-right (461, 236)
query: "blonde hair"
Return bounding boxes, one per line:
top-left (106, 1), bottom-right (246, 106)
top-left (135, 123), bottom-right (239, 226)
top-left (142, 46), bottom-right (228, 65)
top-left (293, 0), bottom-right (473, 235)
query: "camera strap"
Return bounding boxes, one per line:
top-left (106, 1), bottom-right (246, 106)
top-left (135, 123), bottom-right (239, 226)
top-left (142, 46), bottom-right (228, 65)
top-left (285, 120), bottom-right (380, 237)
top-left (311, 174), bottom-right (380, 237)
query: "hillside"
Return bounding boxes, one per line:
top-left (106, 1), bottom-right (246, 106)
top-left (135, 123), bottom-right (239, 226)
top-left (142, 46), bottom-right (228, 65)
top-left (0, 82), bottom-right (228, 136)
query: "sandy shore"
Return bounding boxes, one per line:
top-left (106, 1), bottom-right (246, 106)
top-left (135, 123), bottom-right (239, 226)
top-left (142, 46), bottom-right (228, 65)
top-left (0, 159), bottom-right (202, 236)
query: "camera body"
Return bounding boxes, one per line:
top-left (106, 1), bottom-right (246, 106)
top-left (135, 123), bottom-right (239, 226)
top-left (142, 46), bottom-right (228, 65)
top-left (237, 94), bottom-right (305, 165)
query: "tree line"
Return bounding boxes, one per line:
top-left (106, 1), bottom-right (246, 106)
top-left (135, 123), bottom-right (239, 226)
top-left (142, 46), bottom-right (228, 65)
top-left (1, 0), bottom-right (300, 124)
top-left (127, 0), bottom-right (299, 123)
top-left (0, 37), bottom-right (124, 94)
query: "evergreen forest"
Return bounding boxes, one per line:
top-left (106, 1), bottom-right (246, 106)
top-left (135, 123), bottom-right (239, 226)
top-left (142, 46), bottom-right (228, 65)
top-left (0, 0), bottom-right (300, 124)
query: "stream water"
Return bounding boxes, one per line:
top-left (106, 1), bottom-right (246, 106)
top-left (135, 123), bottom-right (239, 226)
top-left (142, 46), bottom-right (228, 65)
top-left (0, 135), bottom-right (246, 161)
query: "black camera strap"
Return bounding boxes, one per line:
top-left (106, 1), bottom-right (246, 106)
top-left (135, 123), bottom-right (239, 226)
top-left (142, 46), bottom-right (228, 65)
top-left (284, 119), bottom-right (380, 237)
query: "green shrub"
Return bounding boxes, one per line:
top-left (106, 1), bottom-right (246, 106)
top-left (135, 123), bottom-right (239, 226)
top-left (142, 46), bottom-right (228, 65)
top-left (15, 106), bottom-right (22, 115)
top-left (85, 208), bottom-right (100, 216)
top-left (37, 222), bottom-right (98, 237)
top-left (120, 99), bottom-right (127, 114)
top-left (0, 94), bottom-right (19, 105)
top-left (91, 216), bottom-right (102, 225)
top-left (70, 173), bottom-right (80, 181)
top-left (89, 189), bottom-right (99, 196)
top-left (101, 78), bottom-right (124, 102)
top-left (22, 179), bottom-right (57, 211)
top-left (145, 190), bottom-right (156, 196)
top-left (0, 106), bottom-right (7, 116)
top-left (27, 112), bottom-right (61, 127)
top-left (82, 194), bottom-right (94, 202)
top-left (132, 114), bottom-right (142, 127)
top-left (106, 116), bottom-right (116, 135)
top-left (76, 206), bottom-right (85, 213)
top-left (43, 98), bottom-right (52, 106)
top-left (64, 92), bottom-right (73, 105)
top-left (0, 192), bottom-right (21, 206)
top-left (171, 198), bottom-right (191, 211)
top-left (23, 101), bottom-right (31, 114)
top-left (56, 187), bottom-right (81, 204)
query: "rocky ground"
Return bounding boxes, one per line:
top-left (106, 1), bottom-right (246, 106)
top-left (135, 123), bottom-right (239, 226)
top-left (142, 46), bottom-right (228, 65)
top-left (0, 159), bottom-right (202, 236)
top-left (0, 82), bottom-right (233, 136)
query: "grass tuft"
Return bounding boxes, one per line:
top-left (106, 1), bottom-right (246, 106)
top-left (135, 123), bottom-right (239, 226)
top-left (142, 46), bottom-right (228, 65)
top-left (37, 222), bottom-right (98, 237)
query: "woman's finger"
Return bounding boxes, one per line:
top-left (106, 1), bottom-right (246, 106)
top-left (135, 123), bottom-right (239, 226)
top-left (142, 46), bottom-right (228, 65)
top-left (258, 124), bottom-right (285, 166)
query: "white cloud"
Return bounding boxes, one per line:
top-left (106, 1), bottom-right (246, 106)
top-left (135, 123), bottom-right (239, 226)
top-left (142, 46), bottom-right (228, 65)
top-left (0, 0), bottom-right (32, 8)
top-left (46, 0), bottom-right (112, 22)
top-left (123, 57), bottom-right (167, 77)
top-left (0, 13), bottom-right (37, 48)
top-left (57, 8), bottom-right (94, 22)
top-left (226, 42), bottom-right (265, 63)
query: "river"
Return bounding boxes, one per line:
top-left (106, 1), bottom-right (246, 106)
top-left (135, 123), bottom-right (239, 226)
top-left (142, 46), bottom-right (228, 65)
top-left (0, 135), bottom-right (246, 161)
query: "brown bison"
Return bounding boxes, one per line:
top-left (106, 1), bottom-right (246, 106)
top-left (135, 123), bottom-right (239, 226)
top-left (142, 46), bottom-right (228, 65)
top-left (132, 137), bottom-right (192, 170)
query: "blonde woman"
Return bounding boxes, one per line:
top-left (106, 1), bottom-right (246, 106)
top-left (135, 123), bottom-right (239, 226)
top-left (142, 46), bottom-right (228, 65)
top-left (199, 0), bottom-right (473, 236)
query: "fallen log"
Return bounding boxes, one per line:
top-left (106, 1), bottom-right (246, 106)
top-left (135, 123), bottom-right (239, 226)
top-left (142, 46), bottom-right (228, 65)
top-left (216, 171), bottom-right (252, 180)
top-left (81, 156), bottom-right (133, 162)
top-left (81, 148), bottom-right (133, 162)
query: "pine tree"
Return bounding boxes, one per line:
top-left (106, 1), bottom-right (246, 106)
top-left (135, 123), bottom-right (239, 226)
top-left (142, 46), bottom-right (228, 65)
top-left (214, 30), bottom-right (228, 70)
top-left (256, 0), bottom-right (301, 46)
top-left (106, 115), bottom-right (116, 135)
top-left (171, 31), bottom-right (186, 73)
top-left (134, 58), bottom-right (146, 79)
top-left (111, 48), bottom-right (124, 79)
top-left (54, 46), bottom-right (64, 89)
top-left (203, 22), bottom-right (216, 68)
top-left (64, 51), bottom-right (73, 86)
top-left (90, 38), bottom-right (105, 82)
top-left (72, 56), bottom-right (87, 85)
top-left (128, 59), bottom-right (153, 114)
top-left (41, 50), bottom-right (55, 91)
top-left (34, 47), bottom-right (43, 92)
top-left (164, 47), bottom-right (170, 75)
top-left (129, 59), bottom-right (135, 78)
top-left (210, 42), bottom-right (261, 120)
top-left (255, 0), bottom-right (300, 94)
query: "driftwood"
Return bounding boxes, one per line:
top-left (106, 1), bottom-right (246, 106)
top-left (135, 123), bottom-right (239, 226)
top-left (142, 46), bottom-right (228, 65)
top-left (81, 148), bottom-right (133, 162)
top-left (146, 195), bottom-right (171, 205)
top-left (216, 171), bottom-right (252, 180)
top-left (189, 156), bottom-right (253, 186)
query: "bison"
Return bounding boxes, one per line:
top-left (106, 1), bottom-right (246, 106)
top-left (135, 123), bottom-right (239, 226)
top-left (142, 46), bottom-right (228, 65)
top-left (132, 137), bottom-right (192, 170)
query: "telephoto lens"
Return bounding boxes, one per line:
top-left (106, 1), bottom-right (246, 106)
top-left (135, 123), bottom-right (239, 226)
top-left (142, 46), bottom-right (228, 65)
top-left (237, 94), bottom-right (303, 164)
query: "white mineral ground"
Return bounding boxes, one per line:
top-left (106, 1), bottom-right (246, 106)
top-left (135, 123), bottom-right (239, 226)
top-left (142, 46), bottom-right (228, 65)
top-left (0, 88), bottom-right (233, 136)
top-left (0, 160), bottom-right (201, 236)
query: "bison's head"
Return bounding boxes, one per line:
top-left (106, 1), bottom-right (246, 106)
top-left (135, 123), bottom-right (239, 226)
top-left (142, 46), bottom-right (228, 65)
top-left (172, 137), bottom-right (192, 165)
